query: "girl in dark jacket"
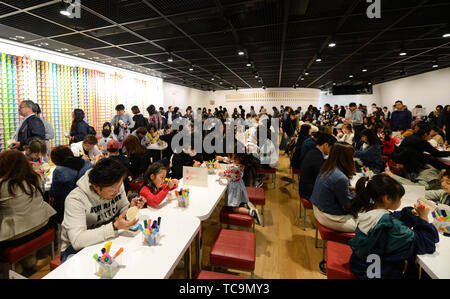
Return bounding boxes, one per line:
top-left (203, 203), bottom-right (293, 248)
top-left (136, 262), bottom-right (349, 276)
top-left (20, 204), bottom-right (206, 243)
top-left (348, 174), bottom-right (438, 279)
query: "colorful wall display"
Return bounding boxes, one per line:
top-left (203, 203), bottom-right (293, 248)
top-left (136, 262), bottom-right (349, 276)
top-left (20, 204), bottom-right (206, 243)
top-left (0, 51), bottom-right (161, 150)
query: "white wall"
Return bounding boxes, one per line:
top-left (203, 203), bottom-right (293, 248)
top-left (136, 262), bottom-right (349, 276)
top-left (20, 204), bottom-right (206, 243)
top-left (209, 87), bottom-right (321, 114)
top-left (163, 81), bottom-right (210, 111)
top-left (375, 67), bottom-right (450, 113)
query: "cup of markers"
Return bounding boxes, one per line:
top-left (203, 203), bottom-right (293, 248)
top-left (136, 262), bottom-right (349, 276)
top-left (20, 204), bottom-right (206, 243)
top-left (361, 167), bottom-right (374, 179)
top-left (176, 188), bottom-right (190, 208)
top-left (139, 217), bottom-right (162, 246)
top-left (93, 241), bottom-right (123, 278)
top-left (205, 159), bottom-right (217, 175)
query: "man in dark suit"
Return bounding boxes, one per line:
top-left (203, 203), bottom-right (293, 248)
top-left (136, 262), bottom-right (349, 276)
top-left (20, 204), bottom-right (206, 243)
top-left (10, 100), bottom-right (45, 151)
top-left (299, 132), bottom-right (337, 201)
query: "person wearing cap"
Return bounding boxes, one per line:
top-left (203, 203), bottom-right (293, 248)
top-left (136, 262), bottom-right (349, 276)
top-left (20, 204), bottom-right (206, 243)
top-left (49, 146), bottom-right (93, 220)
top-left (106, 139), bottom-right (131, 193)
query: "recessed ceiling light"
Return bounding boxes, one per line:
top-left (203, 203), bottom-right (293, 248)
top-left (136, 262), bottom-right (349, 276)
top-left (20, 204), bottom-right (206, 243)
top-left (362, 68), bottom-right (368, 72)
top-left (328, 42), bottom-right (336, 48)
top-left (305, 72), bottom-right (309, 76)
top-left (332, 81), bottom-right (337, 86)
top-left (349, 74), bottom-right (354, 78)
top-left (443, 33), bottom-right (450, 38)
top-left (315, 56), bottom-right (322, 62)
top-left (432, 64), bottom-right (439, 68)
top-left (238, 50), bottom-right (245, 56)
top-left (219, 81), bottom-right (223, 84)
top-left (60, 10), bottom-right (71, 16)
top-left (211, 77), bottom-right (215, 81)
top-left (368, 82), bottom-right (372, 85)
top-left (301, 77), bottom-right (305, 81)
top-left (167, 54), bottom-right (173, 62)
top-left (9, 37), bottom-right (17, 41)
top-left (189, 65), bottom-right (194, 71)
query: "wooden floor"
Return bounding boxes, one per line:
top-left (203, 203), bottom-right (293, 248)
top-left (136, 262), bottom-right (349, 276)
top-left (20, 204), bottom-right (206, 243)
top-left (26, 152), bottom-right (326, 279)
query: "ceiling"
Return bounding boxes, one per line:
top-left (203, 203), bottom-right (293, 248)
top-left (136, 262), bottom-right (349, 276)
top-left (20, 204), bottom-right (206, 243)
top-left (0, 0), bottom-right (449, 92)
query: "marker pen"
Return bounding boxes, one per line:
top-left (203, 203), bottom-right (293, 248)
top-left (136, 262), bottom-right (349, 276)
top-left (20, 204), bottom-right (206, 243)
top-left (157, 217), bottom-right (161, 227)
top-left (143, 219), bottom-right (148, 229)
top-left (113, 248), bottom-right (124, 259)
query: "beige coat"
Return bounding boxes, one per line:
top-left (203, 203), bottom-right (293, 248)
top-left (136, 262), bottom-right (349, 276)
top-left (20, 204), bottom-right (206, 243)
top-left (0, 179), bottom-right (56, 242)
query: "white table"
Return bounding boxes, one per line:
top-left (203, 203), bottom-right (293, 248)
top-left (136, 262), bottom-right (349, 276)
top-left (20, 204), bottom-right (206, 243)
top-left (43, 210), bottom-right (200, 279)
top-left (146, 172), bottom-right (227, 221)
top-left (147, 141), bottom-right (168, 161)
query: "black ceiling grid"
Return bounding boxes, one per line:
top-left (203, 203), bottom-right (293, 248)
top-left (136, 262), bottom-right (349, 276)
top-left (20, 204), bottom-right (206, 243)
top-left (0, 0), bottom-right (448, 91)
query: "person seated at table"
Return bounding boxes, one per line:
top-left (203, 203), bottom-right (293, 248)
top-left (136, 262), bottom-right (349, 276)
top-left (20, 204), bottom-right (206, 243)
top-left (336, 123), bottom-right (354, 145)
top-left (70, 134), bottom-right (102, 161)
top-left (0, 150), bottom-right (56, 274)
top-left (49, 146), bottom-right (93, 220)
top-left (385, 147), bottom-right (442, 190)
top-left (355, 129), bottom-right (384, 172)
top-left (159, 125), bottom-right (176, 160)
top-left (23, 138), bottom-right (47, 168)
top-left (309, 142), bottom-right (357, 232)
top-left (215, 143), bottom-right (261, 225)
top-left (139, 162), bottom-right (179, 207)
top-left (131, 126), bottom-right (150, 146)
top-left (381, 129), bottom-right (397, 156)
top-left (98, 129), bottom-right (113, 155)
top-left (347, 174), bottom-right (438, 279)
top-left (248, 124), bottom-right (278, 169)
top-left (146, 123), bottom-right (160, 144)
top-left (429, 126), bottom-right (445, 147)
top-left (299, 133), bottom-right (337, 201)
top-left (398, 123), bottom-right (449, 170)
top-left (123, 135), bottom-right (153, 180)
top-left (425, 169), bottom-right (450, 207)
top-left (170, 137), bottom-right (203, 180)
top-left (60, 158), bottom-right (144, 263)
top-left (399, 126), bottom-right (414, 138)
top-left (290, 124), bottom-right (313, 169)
top-left (106, 139), bottom-right (130, 193)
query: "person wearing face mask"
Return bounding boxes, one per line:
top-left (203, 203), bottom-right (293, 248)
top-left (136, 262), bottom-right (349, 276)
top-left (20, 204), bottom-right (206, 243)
top-left (59, 158), bottom-right (145, 263)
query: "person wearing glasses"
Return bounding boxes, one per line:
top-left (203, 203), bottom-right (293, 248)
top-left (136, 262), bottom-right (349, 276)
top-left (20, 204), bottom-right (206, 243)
top-left (10, 100), bottom-right (45, 151)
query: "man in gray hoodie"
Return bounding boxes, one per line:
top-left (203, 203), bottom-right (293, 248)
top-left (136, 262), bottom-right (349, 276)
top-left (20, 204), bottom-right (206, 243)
top-left (60, 158), bottom-right (144, 263)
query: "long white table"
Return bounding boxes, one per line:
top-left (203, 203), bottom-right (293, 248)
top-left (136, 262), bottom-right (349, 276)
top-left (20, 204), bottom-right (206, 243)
top-left (146, 172), bottom-right (228, 221)
top-left (43, 210), bottom-right (200, 279)
top-left (351, 173), bottom-right (450, 279)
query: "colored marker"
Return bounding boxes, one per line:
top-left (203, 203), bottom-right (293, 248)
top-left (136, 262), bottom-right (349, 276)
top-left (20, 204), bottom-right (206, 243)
top-left (144, 219), bottom-right (148, 229)
top-left (158, 217), bottom-right (161, 227)
top-left (101, 248), bottom-right (106, 255)
top-left (113, 248), bottom-right (123, 259)
top-left (137, 224), bottom-right (144, 232)
top-left (104, 241), bottom-right (112, 253)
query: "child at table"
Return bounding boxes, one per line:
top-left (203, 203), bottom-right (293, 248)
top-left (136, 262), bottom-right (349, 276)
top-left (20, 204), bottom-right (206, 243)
top-left (23, 139), bottom-right (48, 174)
top-left (215, 145), bottom-right (261, 224)
top-left (425, 169), bottom-right (450, 208)
top-left (347, 174), bottom-right (439, 279)
top-left (146, 124), bottom-right (160, 144)
top-left (139, 162), bottom-right (179, 207)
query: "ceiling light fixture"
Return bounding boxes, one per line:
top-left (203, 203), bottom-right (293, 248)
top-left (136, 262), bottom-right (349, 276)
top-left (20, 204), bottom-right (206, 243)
top-left (189, 65), bottom-right (194, 71)
top-left (349, 74), bottom-right (354, 78)
top-left (238, 49), bottom-right (245, 56)
top-left (315, 56), bottom-right (322, 62)
top-left (443, 33), bottom-right (450, 38)
top-left (167, 54), bottom-right (173, 62)
top-left (362, 67), bottom-right (368, 72)
top-left (60, 0), bottom-right (71, 16)
top-left (246, 61), bottom-right (252, 67)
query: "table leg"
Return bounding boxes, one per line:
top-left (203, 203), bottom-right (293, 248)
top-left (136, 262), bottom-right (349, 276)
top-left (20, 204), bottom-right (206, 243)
top-left (196, 225), bottom-right (202, 273)
top-left (184, 245), bottom-right (192, 279)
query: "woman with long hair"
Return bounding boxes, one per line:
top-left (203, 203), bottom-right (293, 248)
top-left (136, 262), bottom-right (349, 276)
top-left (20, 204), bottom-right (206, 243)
top-left (309, 142), bottom-right (357, 232)
top-left (123, 135), bottom-right (152, 180)
top-left (0, 151), bottom-right (56, 260)
top-left (69, 109), bottom-right (89, 144)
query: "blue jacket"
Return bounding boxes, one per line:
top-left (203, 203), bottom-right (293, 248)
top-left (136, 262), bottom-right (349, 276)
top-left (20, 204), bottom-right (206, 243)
top-left (355, 144), bottom-right (384, 171)
top-left (49, 158), bottom-right (93, 219)
top-left (390, 110), bottom-right (412, 131)
top-left (299, 136), bottom-right (317, 167)
top-left (349, 208), bottom-right (439, 279)
top-left (70, 121), bottom-right (89, 143)
top-left (309, 168), bottom-right (355, 215)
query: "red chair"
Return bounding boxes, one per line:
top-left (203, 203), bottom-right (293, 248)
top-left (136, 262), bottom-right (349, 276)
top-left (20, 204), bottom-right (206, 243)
top-left (257, 167), bottom-right (276, 188)
top-left (0, 228), bottom-right (55, 273)
top-left (299, 197), bottom-right (313, 230)
top-left (246, 187), bottom-right (266, 227)
top-left (291, 168), bottom-right (300, 190)
top-left (219, 207), bottom-right (254, 232)
top-left (326, 241), bottom-right (356, 279)
top-left (210, 229), bottom-right (256, 279)
top-left (128, 181), bottom-right (144, 192)
top-left (315, 219), bottom-right (355, 274)
top-left (196, 270), bottom-right (245, 279)
top-left (50, 256), bottom-right (62, 271)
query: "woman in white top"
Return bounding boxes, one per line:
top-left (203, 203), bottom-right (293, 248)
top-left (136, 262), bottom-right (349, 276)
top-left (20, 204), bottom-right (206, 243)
top-left (337, 123), bottom-right (354, 145)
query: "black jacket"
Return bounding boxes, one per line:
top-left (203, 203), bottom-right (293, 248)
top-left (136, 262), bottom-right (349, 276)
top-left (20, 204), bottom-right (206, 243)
top-left (132, 114), bottom-right (149, 132)
top-left (70, 121), bottom-right (89, 143)
top-left (128, 150), bottom-right (153, 179)
top-left (17, 115), bottom-right (45, 150)
top-left (299, 147), bottom-right (325, 200)
top-left (171, 152), bottom-right (203, 180)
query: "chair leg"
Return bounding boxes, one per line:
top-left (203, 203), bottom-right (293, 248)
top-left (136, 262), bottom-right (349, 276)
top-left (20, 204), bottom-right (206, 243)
top-left (315, 226), bottom-right (319, 248)
top-left (303, 208), bottom-right (307, 231)
top-left (299, 201), bottom-right (302, 219)
top-left (261, 206), bottom-right (265, 227)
